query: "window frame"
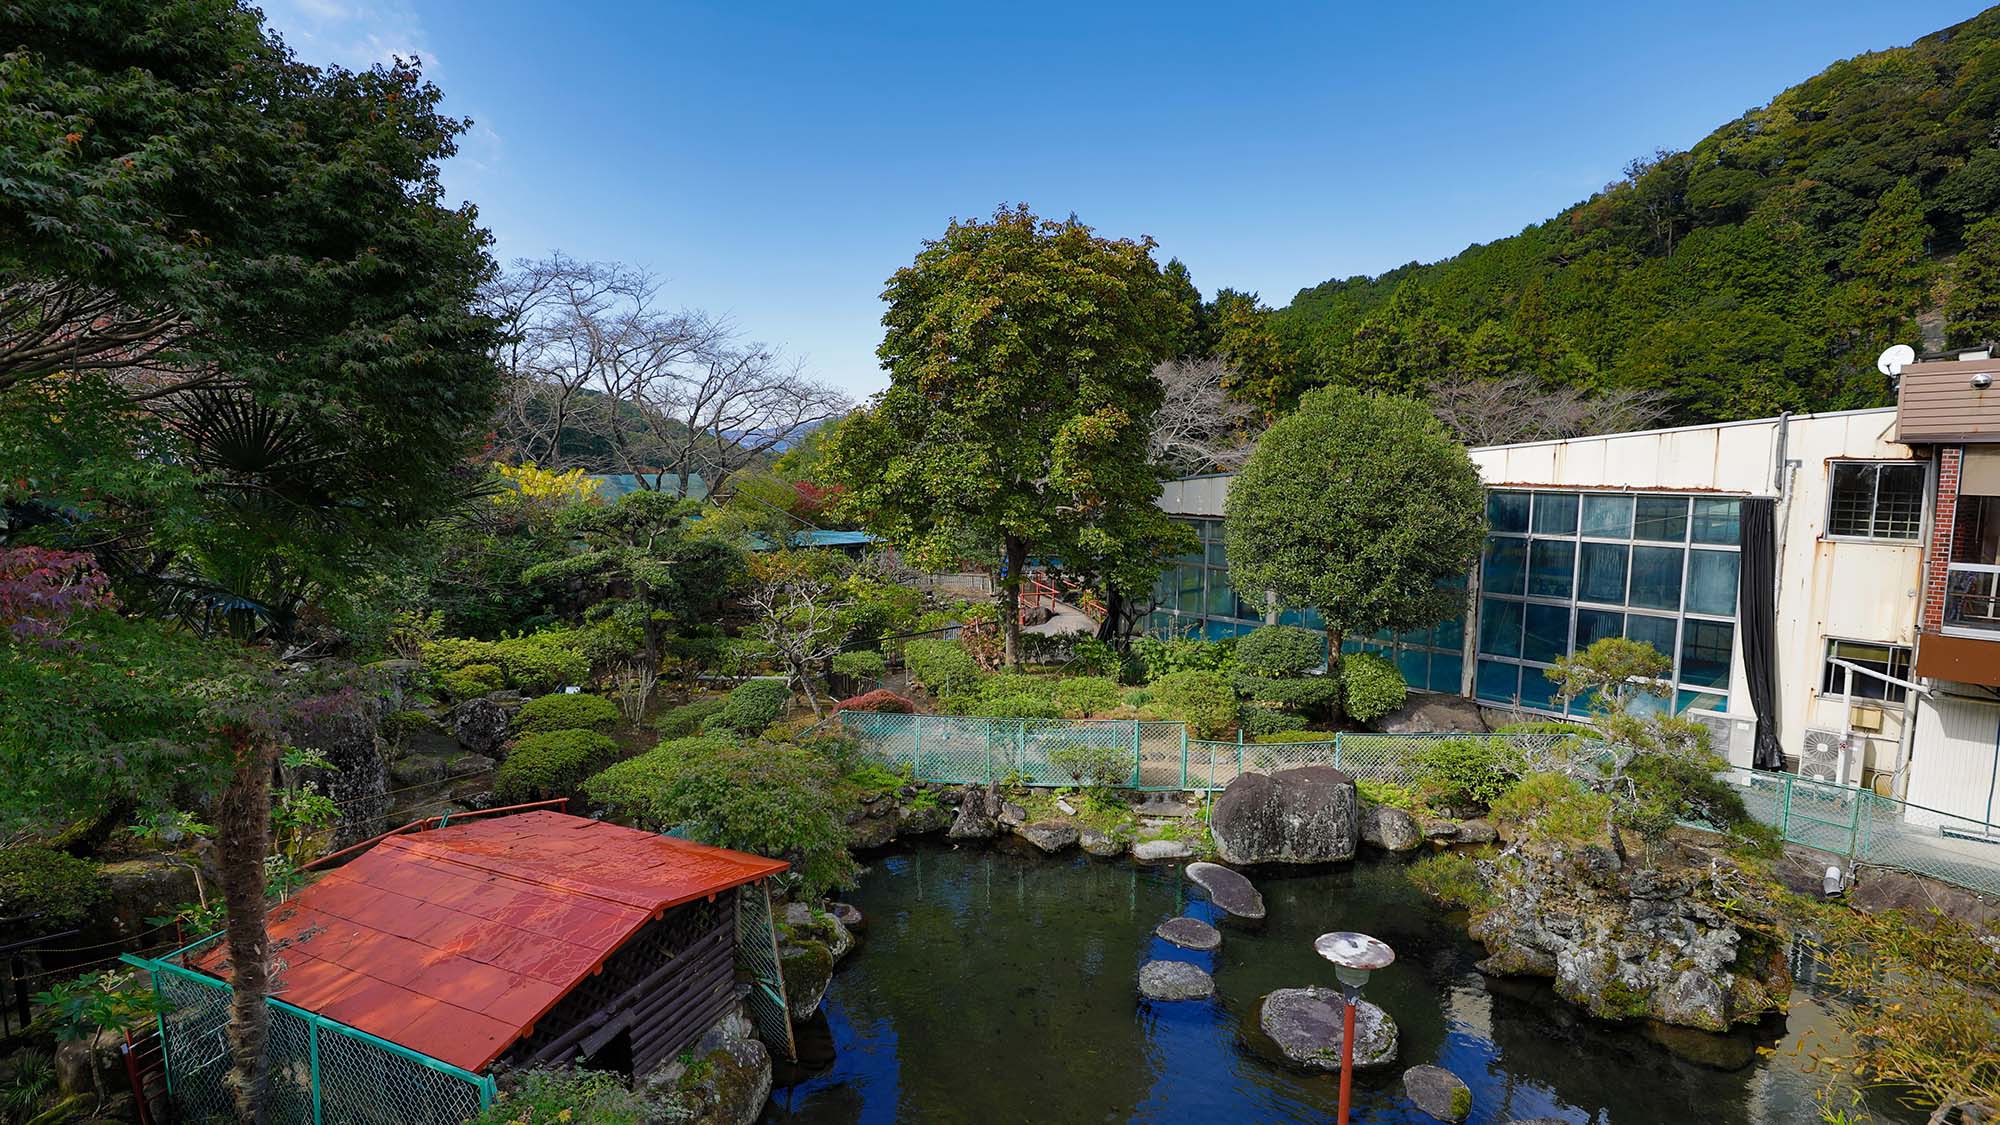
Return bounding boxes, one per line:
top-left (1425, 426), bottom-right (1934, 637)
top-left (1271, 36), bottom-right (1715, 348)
top-left (1819, 637), bottom-right (1913, 704)
top-left (1823, 460), bottom-right (1927, 544)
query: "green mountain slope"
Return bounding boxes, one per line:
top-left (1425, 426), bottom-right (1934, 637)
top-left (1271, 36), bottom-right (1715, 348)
top-left (1268, 5), bottom-right (2000, 423)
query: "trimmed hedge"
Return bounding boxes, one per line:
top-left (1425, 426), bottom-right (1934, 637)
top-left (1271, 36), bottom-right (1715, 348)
top-left (830, 650), bottom-right (887, 681)
top-left (0, 847), bottom-right (106, 929)
top-left (438, 663), bottom-right (504, 700)
top-left (1342, 652), bottom-right (1408, 723)
top-left (1052, 676), bottom-right (1123, 718)
top-left (1141, 670), bottom-right (1239, 738)
top-left (715, 678), bottom-right (791, 735)
top-left (1233, 626), bottom-right (1325, 678)
top-left (833, 689), bottom-right (915, 714)
top-left (653, 697), bottom-right (727, 738)
top-left (904, 638), bottom-right (982, 696)
top-left (514, 692), bottom-right (620, 734)
top-left (494, 730), bottom-right (618, 803)
top-left (1238, 704), bottom-right (1308, 736)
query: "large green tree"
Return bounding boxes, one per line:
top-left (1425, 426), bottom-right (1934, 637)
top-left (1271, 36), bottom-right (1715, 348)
top-left (1946, 216), bottom-right (2000, 347)
top-left (824, 205), bottom-right (1189, 663)
top-left (1223, 387), bottom-right (1484, 717)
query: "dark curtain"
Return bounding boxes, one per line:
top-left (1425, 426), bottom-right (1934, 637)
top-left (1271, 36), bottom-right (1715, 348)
top-left (1739, 498), bottom-right (1785, 770)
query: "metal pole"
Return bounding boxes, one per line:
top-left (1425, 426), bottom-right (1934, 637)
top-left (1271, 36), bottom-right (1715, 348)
top-left (1337, 996), bottom-right (1358, 1125)
top-left (309, 1015), bottom-right (323, 1125)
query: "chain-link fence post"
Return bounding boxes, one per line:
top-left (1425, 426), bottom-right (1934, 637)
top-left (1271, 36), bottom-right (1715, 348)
top-left (912, 715), bottom-right (922, 781)
top-left (1779, 774), bottom-right (1793, 838)
top-left (308, 1013), bottom-right (322, 1125)
top-left (1333, 731), bottom-right (1343, 771)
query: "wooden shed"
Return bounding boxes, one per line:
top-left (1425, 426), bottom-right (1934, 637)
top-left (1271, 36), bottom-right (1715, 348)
top-left (188, 810), bottom-right (789, 1080)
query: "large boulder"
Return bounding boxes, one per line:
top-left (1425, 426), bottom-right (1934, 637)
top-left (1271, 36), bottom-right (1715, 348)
top-left (1359, 804), bottom-right (1424, 852)
top-left (640, 1000), bottom-right (772, 1125)
top-left (1403, 1065), bottom-right (1472, 1123)
top-left (1013, 819), bottom-right (1079, 854)
top-left (896, 797), bottom-right (952, 836)
top-left (1374, 694), bottom-right (1486, 734)
top-left (1156, 916), bottom-right (1222, 951)
top-left (1257, 988), bottom-right (1398, 1070)
top-left (779, 939), bottom-right (835, 1021)
top-left (947, 787), bottom-right (1000, 840)
top-left (1080, 827), bottom-right (1126, 857)
top-left (453, 698), bottom-right (510, 756)
top-left (1211, 766), bottom-right (1358, 865)
top-left (1185, 862), bottom-right (1266, 923)
top-left (288, 685), bottom-right (390, 846)
top-left (846, 807), bottom-right (899, 851)
top-left (1137, 960), bottom-right (1215, 1001)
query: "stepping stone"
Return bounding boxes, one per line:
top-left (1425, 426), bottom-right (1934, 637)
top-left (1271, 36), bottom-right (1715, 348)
top-left (1258, 987), bottom-right (1398, 1071)
top-left (1185, 861), bottom-right (1266, 922)
top-left (1155, 916), bottom-right (1222, 951)
top-left (1403, 1064), bottom-right (1472, 1123)
top-left (829, 902), bottom-right (864, 930)
top-left (1138, 960), bottom-right (1215, 1001)
top-left (1131, 839), bottom-right (1192, 862)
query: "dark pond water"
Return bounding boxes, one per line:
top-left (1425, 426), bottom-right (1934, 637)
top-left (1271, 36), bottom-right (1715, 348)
top-left (762, 843), bottom-right (1917, 1125)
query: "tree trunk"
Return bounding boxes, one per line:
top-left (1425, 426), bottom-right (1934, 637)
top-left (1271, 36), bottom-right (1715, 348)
top-left (1000, 537), bottom-right (1028, 666)
top-left (1323, 623), bottom-right (1346, 725)
top-left (1095, 589), bottom-right (1125, 646)
top-left (215, 729), bottom-right (277, 1125)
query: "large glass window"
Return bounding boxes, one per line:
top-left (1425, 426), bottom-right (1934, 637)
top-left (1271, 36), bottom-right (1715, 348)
top-left (1578, 542), bottom-right (1628, 603)
top-left (1827, 462), bottom-right (1925, 541)
top-left (1581, 494), bottom-right (1634, 538)
top-left (1483, 538), bottom-right (1527, 595)
top-left (1820, 639), bottom-right (1912, 703)
top-left (1628, 545), bottom-right (1684, 610)
top-left (1527, 540), bottom-right (1575, 598)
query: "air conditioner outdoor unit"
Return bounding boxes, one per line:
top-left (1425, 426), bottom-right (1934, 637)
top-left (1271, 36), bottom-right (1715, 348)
top-left (1848, 703), bottom-right (1885, 733)
top-left (1690, 710), bottom-right (1756, 763)
top-left (1798, 728), bottom-right (1851, 784)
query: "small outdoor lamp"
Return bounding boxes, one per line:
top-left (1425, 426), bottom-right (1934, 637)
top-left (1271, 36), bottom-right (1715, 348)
top-left (1315, 931), bottom-right (1395, 1125)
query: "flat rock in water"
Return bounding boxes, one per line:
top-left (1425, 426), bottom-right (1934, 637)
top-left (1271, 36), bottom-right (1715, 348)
top-left (1080, 828), bottom-right (1126, 857)
top-left (1258, 988), bottom-right (1398, 1070)
top-left (1131, 839), bottom-right (1193, 863)
top-left (829, 902), bottom-right (863, 930)
top-left (1185, 862), bottom-right (1266, 922)
top-left (1402, 1064), bottom-right (1471, 1123)
top-left (1137, 960), bottom-right (1214, 1001)
top-left (1155, 916), bottom-right (1222, 951)
top-left (1014, 819), bottom-right (1079, 854)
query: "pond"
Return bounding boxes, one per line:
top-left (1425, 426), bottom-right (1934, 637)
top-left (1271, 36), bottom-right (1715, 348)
top-left (762, 843), bottom-right (1921, 1125)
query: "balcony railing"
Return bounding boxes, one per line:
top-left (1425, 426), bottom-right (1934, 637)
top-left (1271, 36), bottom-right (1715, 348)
top-left (1943, 562), bottom-right (2000, 635)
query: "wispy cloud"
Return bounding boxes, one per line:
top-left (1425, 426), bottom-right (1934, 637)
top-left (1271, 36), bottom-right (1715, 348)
top-left (258, 0), bottom-right (435, 74)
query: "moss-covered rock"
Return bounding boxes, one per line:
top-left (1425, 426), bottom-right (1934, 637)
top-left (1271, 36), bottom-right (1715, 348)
top-left (779, 939), bottom-right (835, 1021)
top-left (0, 847), bottom-right (106, 929)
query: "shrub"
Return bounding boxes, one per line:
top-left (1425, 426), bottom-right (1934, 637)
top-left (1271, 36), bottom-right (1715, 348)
top-left (905, 638), bottom-right (982, 696)
top-left (830, 649), bottom-right (887, 682)
top-left (1356, 778), bottom-right (1421, 811)
top-left (437, 663), bottom-right (504, 700)
top-left (585, 739), bottom-right (856, 898)
top-left (1142, 670), bottom-right (1239, 738)
top-left (834, 689), bottom-right (914, 714)
top-left (0, 848), bottom-right (105, 929)
top-left (1494, 720), bottom-right (1596, 737)
top-left (1052, 676), bottom-right (1124, 717)
top-left (1233, 626), bottom-right (1324, 678)
top-left (1408, 852), bottom-right (1494, 911)
top-left (652, 696), bottom-right (727, 738)
top-left (470, 1068), bottom-right (653, 1125)
top-left (1238, 704), bottom-right (1308, 736)
top-left (1048, 743), bottom-right (1133, 788)
top-left (1341, 652), bottom-right (1407, 723)
top-left (494, 730), bottom-right (618, 803)
top-left (1066, 637), bottom-right (1123, 678)
top-left (1254, 729), bottom-right (1336, 744)
top-left (1490, 771), bottom-right (1614, 844)
top-left (1413, 736), bottom-right (1520, 811)
top-left (513, 692), bottom-right (620, 734)
top-left (715, 678), bottom-right (791, 735)
top-left (1129, 636), bottom-right (1235, 682)
top-left (422, 636), bottom-right (500, 670)
top-left (961, 692), bottom-right (1064, 720)
top-left (490, 631), bottom-right (592, 693)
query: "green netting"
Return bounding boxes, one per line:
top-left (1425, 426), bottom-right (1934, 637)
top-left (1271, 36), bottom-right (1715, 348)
top-left (128, 945), bottom-right (493, 1125)
top-left (735, 881), bottom-right (796, 1062)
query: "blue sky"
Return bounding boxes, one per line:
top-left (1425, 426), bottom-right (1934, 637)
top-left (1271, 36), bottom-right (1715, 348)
top-left (261, 1), bottom-right (1988, 399)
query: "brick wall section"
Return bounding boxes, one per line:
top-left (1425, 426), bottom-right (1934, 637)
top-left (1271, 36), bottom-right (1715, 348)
top-left (1921, 446), bottom-right (1963, 631)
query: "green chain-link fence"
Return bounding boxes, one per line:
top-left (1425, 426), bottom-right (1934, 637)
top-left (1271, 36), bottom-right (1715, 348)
top-left (734, 882), bottom-right (795, 1062)
top-left (123, 937), bottom-right (495, 1125)
top-left (1718, 767), bottom-right (2000, 897)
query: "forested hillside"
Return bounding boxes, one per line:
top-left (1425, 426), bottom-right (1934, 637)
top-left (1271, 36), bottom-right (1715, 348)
top-left (1252, 5), bottom-right (2000, 424)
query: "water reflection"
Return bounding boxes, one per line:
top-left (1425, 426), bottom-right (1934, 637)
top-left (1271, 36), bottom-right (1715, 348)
top-left (762, 843), bottom-right (1916, 1124)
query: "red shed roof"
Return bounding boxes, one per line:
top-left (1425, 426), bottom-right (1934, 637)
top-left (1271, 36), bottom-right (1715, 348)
top-left (188, 810), bottom-right (786, 1072)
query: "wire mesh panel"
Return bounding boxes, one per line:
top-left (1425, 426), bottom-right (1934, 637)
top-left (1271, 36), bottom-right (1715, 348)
top-left (315, 1016), bottom-right (489, 1125)
top-left (1022, 718), bottom-right (1140, 787)
top-left (150, 962), bottom-right (236, 1124)
top-left (1136, 722), bottom-right (1189, 789)
top-left (735, 881), bottom-right (796, 1062)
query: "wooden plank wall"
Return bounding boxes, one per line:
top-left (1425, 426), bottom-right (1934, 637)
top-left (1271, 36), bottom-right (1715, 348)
top-left (1896, 359), bottom-right (2000, 441)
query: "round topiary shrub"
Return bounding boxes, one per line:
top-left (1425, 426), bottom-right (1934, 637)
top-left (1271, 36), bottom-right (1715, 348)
top-left (830, 649), bottom-right (887, 682)
top-left (1342, 651), bottom-right (1408, 724)
top-left (1233, 626), bottom-right (1325, 678)
top-left (1141, 670), bottom-right (1239, 738)
top-left (0, 847), bottom-right (106, 929)
top-left (1052, 676), bottom-right (1124, 718)
top-left (439, 663), bottom-right (504, 700)
top-left (1238, 703), bottom-right (1308, 737)
top-left (833, 689), bottom-right (915, 714)
top-left (904, 639), bottom-right (982, 696)
top-left (494, 730), bottom-right (619, 803)
top-left (514, 692), bottom-right (620, 734)
top-left (715, 678), bottom-right (792, 735)
top-left (652, 696), bottom-right (728, 738)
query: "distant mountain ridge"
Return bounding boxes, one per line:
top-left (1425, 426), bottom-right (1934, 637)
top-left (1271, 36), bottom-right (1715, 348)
top-left (1266, 5), bottom-right (2000, 423)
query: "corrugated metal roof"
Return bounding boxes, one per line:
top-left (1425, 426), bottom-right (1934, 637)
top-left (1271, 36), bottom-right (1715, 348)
top-left (189, 811), bottom-right (786, 1073)
top-left (747, 529), bottom-right (878, 551)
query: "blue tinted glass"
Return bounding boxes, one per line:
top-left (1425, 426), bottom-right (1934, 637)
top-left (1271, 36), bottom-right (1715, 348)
top-left (1433, 614), bottom-right (1465, 651)
top-left (1523, 603), bottom-right (1571, 664)
top-left (1532, 492), bottom-right (1579, 535)
top-left (1341, 637), bottom-right (1365, 655)
top-left (1206, 541), bottom-right (1228, 566)
top-left (1677, 690), bottom-right (1727, 714)
top-left (1429, 654), bottom-right (1463, 694)
top-left (1206, 577), bottom-right (1235, 615)
top-left (1581, 494), bottom-right (1634, 538)
top-left (1680, 620), bottom-right (1734, 688)
top-left (1483, 537), bottom-right (1528, 596)
top-left (1478, 598), bottom-right (1524, 657)
top-left (1630, 692), bottom-right (1671, 718)
top-left (1396, 648), bottom-right (1428, 687)
top-left (1204, 619), bottom-right (1237, 642)
top-left (1476, 659), bottom-right (1520, 704)
top-left (1528, 539), bottom-right (1576, 598)
top-left (1629, 545), bottom-right (1684, 610)
top-left (1691, 499), bottom-right (1741, 545)
top-left (1578, 542), bottom-right (1629, 603)
top-left (1575, 607), bottom-right (1623, 649)
top-left (1396, 623), bottom-right (1434, 648)
top-left (1687, 550), bottom-right (1739, 616)
top-left (1519, 666), bottom-right (1562, 712)
top-left (1487, 491), bottom-right (1530, 533)
top-left (1626, 613), bottom-right (1677, 662)
top-left (1634, 496), bottom-right (1690, 541)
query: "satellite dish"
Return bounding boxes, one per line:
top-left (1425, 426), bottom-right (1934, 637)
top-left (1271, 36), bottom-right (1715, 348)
top-left (1877, 344), bottom-right (1916, 378)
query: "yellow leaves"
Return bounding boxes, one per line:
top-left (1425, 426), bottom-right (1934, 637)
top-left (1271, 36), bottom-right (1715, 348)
top-left (493, 461), bottom-right (603, 512)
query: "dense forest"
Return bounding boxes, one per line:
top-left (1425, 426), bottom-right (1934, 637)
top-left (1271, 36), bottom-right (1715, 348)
top-left (1217, 5), bottom-right (2000, 424)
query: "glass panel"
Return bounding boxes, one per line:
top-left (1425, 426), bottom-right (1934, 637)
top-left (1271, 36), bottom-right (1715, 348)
top-left (1680, 620), bottom-right (1734, 689)
top-left (1686, 550), bottom-right (1739, 616)
top-left (1527, 539), bottom-right (1576, 598)
top-left (1628, 545), bottom-right (1684, 610)
top-left (1206, 541), bottom-right (1228, 566)
top-left (1396, 623), bottom-right (1434, 649)
top-left (1565, 687), bottom-right (1601, 718)
top-left (1691, 499), bottom-right (1741, 545)
top-left (1822, 640), bottom-right (1910, 702)
top-left (1532, 492), bottom-right (1579, 535)
top-left (1626, 613), bottom-right (1677, 662)
top-left (1827, 463), bottom-right (1875, 537)
top-left (1575, 607), bottom-right (1624, 649)
top-left (1475, 659), bottom-right (1520, 704)
top-left (1874, 465), bottom-right (1925, 540)
top-left (1429, 655), bottom-right (1463, 694)
top-left (1523, 603), bottom-right (1571, 664)
top-left (1206, 575), bottom-right (1235, 615)
top-left (1203, 619), bottom-right (1239, 642)
top-left (1482, 537), bottom-right (1528, 596)
top-left (1487, 491), bottom-right (1530, 533)
top-left (1478, 598), bottom-right (1523, 658)
top-left (1633, 496), bottom-right (1689, 541)
top-left (1340, 636), bottom-right (1364, 655)
top-left (1519, 667), bottom-right (1562, 712)
top-left (1677, 690), bottom-right (1727, 714)
top-left (1581, 494), bottom-right (1634, 538)
top-left (1433, 614), bottom-right (1465, 652)
top-left (1396, 648), bottom-right (1428, 687)
top-left (1630, 692), bottom-right (1671, 718)
top-left (1578, 542), bottom-right (1629, 603)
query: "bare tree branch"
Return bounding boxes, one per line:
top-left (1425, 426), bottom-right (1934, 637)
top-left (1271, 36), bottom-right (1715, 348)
top-left (1148, 356), bottom-right (1262, 474)
top-left (1426, 372), bottom-right (1672, 447)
